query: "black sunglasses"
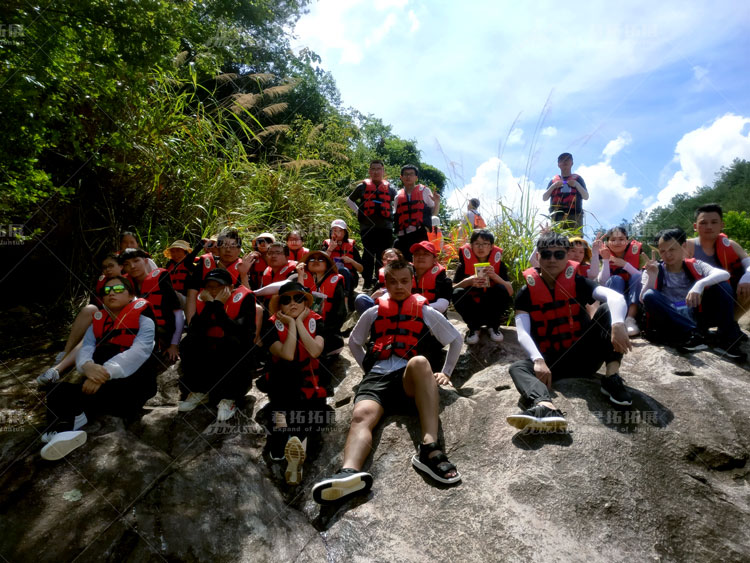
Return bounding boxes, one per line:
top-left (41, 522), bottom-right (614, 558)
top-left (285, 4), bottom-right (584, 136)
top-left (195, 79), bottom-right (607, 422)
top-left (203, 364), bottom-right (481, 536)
top-left (103, 284), bottom-right (127, 295)
top-left (540, 250), bottom-right (568, 260)
top-left (257, 238), bottom-right (273, 244)
top-left (279, 293), bottom-right (307, 305)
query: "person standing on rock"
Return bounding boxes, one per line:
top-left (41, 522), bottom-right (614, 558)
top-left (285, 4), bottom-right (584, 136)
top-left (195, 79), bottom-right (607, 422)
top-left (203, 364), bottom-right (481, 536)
top-left (641, 227), bottom-right (745, 361)
top-left (506, 232), bottom-right (634, 432)
top-left (393, 164), bottom-right (440, 261)
top-left (542, 152), bottom-right (588, 228)
top-left (39, 276), bottom-right (157, 460)
top-left (311, 260), bottom-right (462, 505)
top-left (346, 160), bottom-right (398, 289)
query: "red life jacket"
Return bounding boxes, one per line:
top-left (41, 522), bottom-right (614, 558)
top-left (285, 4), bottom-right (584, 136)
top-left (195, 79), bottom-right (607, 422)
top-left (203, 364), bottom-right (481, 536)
top-left (137, 268), bottom-right (171, 327)
top-left (361, 179), bottom-right (393, 218)
top-left (549, 174), bottom-right (581, 214)
top-left (573, 262), bottom-right (590, 278)
top-left (461, 243), bottom-right (503, 280)
top-left (200, 254), bottom-right (242, 286)
top-left (378, 267), bottom-right (386, 285)
top-left (270, 311), bottom-right (326, 400)
top-left (92, 298), bottom-right (153, 352)
top-left (523, 263), bottom-right (584, 355)
top-left (610, 240), bottom-right (642, 281)
top-left (261, 260), bottom-right (297, 287)
top-left (300, 271), bottom-right (344, 320)
top-left (166, 259), bottom-right (191, 294)
top-left (369, 294), bottom-right (428, 361)
top-left (714, 233), bottom-right (743, 281)
top-left (287, 246), bottom-right (309, 262)
top-left (395, 185), bottom-right (431, 232)
top-left (324, 238), bottom-right (356, 271)
top-left (655, 258), bottom-right (703, 291)
top-left (414, 264), bottom-right (446, 303)
top-left (195, 286), bottom-right (254, 338)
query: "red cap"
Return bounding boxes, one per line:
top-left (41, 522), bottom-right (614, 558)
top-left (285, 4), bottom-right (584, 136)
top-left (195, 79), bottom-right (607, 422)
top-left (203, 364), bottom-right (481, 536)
top-left (410, 240), bottom-right (437, 256)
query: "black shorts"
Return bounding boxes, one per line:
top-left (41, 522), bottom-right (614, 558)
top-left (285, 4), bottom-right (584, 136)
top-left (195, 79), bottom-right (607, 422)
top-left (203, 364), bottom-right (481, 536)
top-left (354, 367), bottom-right (414, 412)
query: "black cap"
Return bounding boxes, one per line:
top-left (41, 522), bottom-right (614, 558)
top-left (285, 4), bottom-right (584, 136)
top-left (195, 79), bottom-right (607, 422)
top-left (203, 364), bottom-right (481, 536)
top-left (117, 248), bottom-right (149, 264)
top-left (203, 268), bottom-right (233, 287)
top-left (278, 281), bottom-right (309, 296)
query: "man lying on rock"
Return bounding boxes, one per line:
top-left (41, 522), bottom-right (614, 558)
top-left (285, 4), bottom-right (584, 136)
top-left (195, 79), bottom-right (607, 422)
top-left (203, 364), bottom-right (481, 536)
top-left (506, 232), bottom-right (634, 433)
top-left (312, 260), bottom-right (463, 504)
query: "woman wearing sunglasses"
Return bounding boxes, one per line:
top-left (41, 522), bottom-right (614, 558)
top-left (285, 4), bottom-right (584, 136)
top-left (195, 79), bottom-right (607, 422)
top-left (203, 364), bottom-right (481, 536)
top-left (297, 250), bottom-right (347, 357)
top-left (259, 282), bottom-right (326, 486)
top-left (39, 276), bottom-right (157, 460)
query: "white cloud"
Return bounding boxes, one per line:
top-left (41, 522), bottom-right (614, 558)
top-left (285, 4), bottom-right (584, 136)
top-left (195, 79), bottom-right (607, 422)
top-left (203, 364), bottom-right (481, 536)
top-left (408, 9), bottom-right (420, 33)
top-left (541, 127), bottom-right (557, 137)
top-left (366, 13), bottom-right (397, 46)
top-left (650, 114), bottom-right (750, 210)
top-left (507, 128), bottom-right (524, 146)
top-left (576, 162), bottom-right (641, 227)
top-left (374, 0), bottom-right (408, 10)
top-left (602, 132), bottom-right (632, 163)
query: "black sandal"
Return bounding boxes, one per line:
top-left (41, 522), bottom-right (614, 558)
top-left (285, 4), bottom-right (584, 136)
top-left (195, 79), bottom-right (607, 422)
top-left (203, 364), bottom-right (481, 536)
top-left (411, 442), bottom-right (461, 484)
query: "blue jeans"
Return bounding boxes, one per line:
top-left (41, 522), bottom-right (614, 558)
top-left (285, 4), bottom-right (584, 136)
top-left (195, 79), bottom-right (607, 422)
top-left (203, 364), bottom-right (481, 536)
top-left (642, 282), bottom-right (740, 343)
top-left (354, 294), bottom-right (376, 314)
top-left (606, 272), bottom-right (642, 308)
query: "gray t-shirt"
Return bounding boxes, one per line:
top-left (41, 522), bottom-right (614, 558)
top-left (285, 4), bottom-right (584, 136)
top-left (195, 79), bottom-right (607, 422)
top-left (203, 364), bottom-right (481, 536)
top-left (649, 260), bottom-right (714, 303)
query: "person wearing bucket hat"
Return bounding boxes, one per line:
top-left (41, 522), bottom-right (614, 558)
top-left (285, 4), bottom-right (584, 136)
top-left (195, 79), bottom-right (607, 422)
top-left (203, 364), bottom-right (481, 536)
top-left (259, 282), bottom-right (326, 486)
top-left (323, 219), bottom-right (363, 310)
top-left (311, 259), bottom-right (463, 505)
top-left (297, 250), bottom-right (347, 358)
top-left (178, 267), bottom-right (257, 423)
top-left (346, 159), bottom-right (398, 289)
top-left (163, 240), bottom-right (199, 305)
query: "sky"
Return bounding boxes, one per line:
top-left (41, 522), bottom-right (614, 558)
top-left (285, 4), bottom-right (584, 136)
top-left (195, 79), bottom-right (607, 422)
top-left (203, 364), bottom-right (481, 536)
top-left (292, 0), bottom-right (750, 237)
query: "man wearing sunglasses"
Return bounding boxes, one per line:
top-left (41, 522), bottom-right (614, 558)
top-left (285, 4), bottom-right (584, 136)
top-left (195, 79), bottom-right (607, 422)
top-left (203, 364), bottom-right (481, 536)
top-left (506, 232), bottom-right (634, 433)
top-left (312, 260), bottom-right (463, 505)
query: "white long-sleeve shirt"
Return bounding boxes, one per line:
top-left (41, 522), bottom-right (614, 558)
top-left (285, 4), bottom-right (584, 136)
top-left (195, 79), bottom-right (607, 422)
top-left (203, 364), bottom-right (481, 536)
top-left (76, 315), bottom-right (156, 379)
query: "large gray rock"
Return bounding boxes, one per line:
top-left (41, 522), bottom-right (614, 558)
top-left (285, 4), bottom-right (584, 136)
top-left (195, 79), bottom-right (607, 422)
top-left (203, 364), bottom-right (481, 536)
top-left (1, 312), bottom-right (749, 562)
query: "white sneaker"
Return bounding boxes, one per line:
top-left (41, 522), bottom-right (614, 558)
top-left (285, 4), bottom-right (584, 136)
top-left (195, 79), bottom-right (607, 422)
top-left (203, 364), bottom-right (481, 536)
top-left (625, 317), bottom-right (640, 337)
top-left (216, 399), bottom-right (236, 422)
top-left (37, 368), bottom-right (60, 385)
top-left (488, 327), bottom-right (504, 343)
top-left (178, 392), bottom-right (208, 412)
top-left (284, 436), bottom-right (306, 486)
top-left (41, 412), bottom-right (88, 443)
top-left (465, 330), bottom-right (479, 345)
top-left (41, 431), bottom-right (87, 460)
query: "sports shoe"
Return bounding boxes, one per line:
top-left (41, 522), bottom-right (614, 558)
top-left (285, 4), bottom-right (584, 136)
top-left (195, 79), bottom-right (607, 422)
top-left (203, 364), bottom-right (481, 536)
top-left (216, 399), bottom-right (236, 422)
top-left (714, 341), bottom-right (747, 362)
top-left (677, 332), bottom-right (708, 353)
top-left (506, 404), bottom-right (567, 432)
top-left (625, 317), bottom-right (640, 337)
top-left (40, 431), bottom-right (87, 461)
top-left (37, 367), bottom-right (60, 385)
top-left (42, 412), bottom-right (88, 443)
top-left (268, 431), bottom-right (287, 461)
top-left (178, 392), bottom-right (209, 412)
top-left (488, 327), bottom-right (504, 343)
top-left (284, 436), bottom-right (306, 486)
top-left (312, 468), bottom-right (373, 505)
top-left (600, 373), bottom-right (633, 406)
top-left (465, 330), bottom-right (479, 345)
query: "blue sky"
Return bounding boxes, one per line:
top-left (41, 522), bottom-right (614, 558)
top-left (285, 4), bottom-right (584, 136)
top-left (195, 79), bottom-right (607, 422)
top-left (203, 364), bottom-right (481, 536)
top-left (293, 0), bottom-right (750, 237)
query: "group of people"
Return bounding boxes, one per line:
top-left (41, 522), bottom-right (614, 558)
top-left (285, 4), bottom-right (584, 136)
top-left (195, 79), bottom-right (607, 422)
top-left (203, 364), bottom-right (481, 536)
top-left (32, 157), bottom-right (749, 507)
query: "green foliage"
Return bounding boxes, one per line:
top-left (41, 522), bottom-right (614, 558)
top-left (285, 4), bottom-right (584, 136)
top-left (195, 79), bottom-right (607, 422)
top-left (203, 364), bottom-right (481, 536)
top-left (724, 211), bottom-right (750, 249)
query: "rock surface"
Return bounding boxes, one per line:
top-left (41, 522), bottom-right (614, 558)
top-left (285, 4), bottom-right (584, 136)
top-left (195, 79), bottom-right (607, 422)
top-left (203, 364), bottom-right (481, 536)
top-left (1, 311), bottom-right (749, 562)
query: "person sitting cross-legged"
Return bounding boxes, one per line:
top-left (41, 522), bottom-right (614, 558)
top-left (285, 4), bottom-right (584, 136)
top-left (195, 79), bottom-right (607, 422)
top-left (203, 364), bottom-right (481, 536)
top-left (311, 260), bottom-right (463, 505)
top-left (506, 232), bottom-right (635, 433)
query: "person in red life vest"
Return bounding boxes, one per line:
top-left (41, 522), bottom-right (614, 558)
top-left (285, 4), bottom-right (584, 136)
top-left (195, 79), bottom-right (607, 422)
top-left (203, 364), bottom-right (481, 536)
top-left (39, 276), bottom-right (157, 460)
top-left (245, 232), bottom-right (275, 289)
top-left (599, 226), bottom-right (645, 337)
top-left (118, 231), bottom-right (158, 272)
top-left (686, 203), bottom-right (750, 322)
top-left (322, 219), bottom-right (363, 309)
top-left (163, 240), bottom-right (201, 308)
top-left (452, 229), bottom-right (513, 345)
top-left (566, 237), bottom-right (601, 280)
top-left (346, 159), bottom-right (398, 289)
top-left (542, 152), bottom-right (589, 228)
top-left (260, 282), bottom-right (326, 486)
top-left (296, 250), bottom-right (347, 357)
top-left (410, 241), bottom-right (452, 313)
top-left (285, 230), bottom-right (309, 262)
top-left (393, 165), bottom-right (440, 261)
top-left (311, 260), bottom-right (462, 505)
top-left (261, 242), bottom-right (298, 288)
top-left (353, 247), bottom-right (405, 313)
top-left (640, 228), bottom-right (745, 361)
top-left (37, 253), bottom-right (129, 385)
top-left (177, 268), bottom-right (258, 421)
top-left (119, 248), bottom-right (183, 362)
top-left (184, 227), bottom-right (253, 324)
top-left (457, 198), bottom-right (486, 243)
top-left (506, 232), bottom-right (634, 433)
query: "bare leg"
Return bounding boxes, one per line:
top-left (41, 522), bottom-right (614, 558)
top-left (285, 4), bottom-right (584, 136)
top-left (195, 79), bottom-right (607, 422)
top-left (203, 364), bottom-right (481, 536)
top-left (62, 304), bottom-right (97, 356)
top-left (627, 303), bottom-right (638, 319)
top-left (341, 399), bottom-right (384, 470)
top-left (402, 356), bottom-right (439, 444)
top-left (734, 295), bottom-right (750, 322)
top-left (55, 342), bottom-right (82, 372)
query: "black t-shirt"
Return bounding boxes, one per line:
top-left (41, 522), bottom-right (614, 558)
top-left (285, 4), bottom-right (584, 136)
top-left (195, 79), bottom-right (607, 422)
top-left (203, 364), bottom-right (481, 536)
top-left (261, 316), bottom-right (326, 372)
top-left (546, 174), bottom-right (587, 214)
top-left (427, 270), bottom-right (453, 302)
top-left (348, 181), bottom-right (398, 231)
top-left (187, 293), bottom-right (257, 347)
top-left (453, 255), bottom-right (510, 284)
top-left (514, 273), bottom-right (597, 313)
